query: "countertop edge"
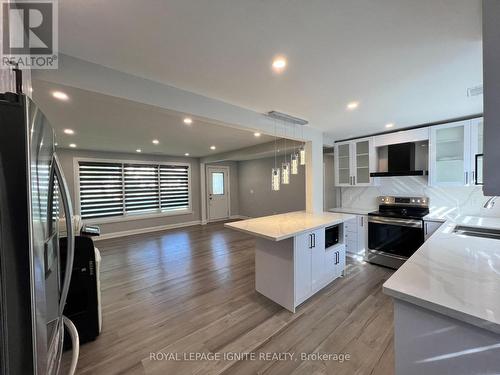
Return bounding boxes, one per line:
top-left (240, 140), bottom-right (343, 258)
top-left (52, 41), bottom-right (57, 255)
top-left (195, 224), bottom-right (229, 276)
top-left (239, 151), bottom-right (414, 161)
top-left (383, 284), bottom-right (500, 335)
top-left (224, 214), bottom-right (355, 241)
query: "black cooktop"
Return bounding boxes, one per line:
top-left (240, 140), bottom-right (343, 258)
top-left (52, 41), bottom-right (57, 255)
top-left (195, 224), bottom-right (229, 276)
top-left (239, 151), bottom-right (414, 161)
top-left (368, 206), bottom-right (429, 220)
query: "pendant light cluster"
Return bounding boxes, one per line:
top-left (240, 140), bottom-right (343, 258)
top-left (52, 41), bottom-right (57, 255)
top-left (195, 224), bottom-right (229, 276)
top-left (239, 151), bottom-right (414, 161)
top-left (268, 111), bottom-right (308, 192)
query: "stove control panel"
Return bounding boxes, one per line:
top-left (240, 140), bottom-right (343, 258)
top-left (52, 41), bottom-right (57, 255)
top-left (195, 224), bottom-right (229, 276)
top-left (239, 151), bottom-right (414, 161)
top-left (378, 196), bottom-right (429, 207)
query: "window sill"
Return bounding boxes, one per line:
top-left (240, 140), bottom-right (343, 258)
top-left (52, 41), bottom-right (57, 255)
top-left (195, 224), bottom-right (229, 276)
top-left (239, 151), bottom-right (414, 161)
top-left (82, 209), bottom-right (193, 225)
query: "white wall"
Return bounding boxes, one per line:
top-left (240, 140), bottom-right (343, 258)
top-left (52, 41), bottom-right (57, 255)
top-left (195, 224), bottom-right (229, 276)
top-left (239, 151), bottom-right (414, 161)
top-left (340, 176), bottom-right (500, 217)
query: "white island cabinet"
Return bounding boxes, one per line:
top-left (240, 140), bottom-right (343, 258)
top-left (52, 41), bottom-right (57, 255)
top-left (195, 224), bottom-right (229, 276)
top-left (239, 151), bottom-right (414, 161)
top-left (225, 211), bottom-right (354, 312)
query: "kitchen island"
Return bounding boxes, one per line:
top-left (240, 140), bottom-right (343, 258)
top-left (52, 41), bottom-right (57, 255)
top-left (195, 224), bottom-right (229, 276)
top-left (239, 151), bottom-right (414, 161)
top-left (225, 211), bottom-right (354, 312)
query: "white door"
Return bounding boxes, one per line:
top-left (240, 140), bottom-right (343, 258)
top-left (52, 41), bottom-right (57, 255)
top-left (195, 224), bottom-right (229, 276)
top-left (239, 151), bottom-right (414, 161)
top-left (207, 166), bottom-right (230, 221)
top-left (294, 232), bottom-right (313, 304)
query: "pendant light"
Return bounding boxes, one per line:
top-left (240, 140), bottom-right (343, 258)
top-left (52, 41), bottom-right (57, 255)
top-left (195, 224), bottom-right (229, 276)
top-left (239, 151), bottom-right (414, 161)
top-left (299, 146), bottom-right (306, 165)
top-left (271, 119), bottom-right (280, 191)
top-left (299, 123), bottom-right (306, 165)
top-left (281, 121), bottom-right (290, 184)
top-left (291, 124), bottom-right (299, 175)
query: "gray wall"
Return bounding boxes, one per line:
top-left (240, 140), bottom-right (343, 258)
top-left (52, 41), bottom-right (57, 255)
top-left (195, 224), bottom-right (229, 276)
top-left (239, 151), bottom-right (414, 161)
top-left (237, 156), bottom-right (305, 218)
top-left (206, 161), bottom-right (239, 216)
top-left (57, 148), bottom-right (201, 235)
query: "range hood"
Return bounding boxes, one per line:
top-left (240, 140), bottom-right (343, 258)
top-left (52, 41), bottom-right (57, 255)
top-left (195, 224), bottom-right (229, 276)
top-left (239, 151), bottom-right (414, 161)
top-left (370, 142), bottom-right (428, 177)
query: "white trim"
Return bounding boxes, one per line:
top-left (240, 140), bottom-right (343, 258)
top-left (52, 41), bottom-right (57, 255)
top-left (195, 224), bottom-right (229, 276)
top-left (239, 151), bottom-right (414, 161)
top-left (73, 156), bottom-right (193, 223)
top-left (93, 220), bottom-right (201, 241)
top-left (206, 165), bottom-right (231, 222)
top-left (200, 161), bottom-right (207, 225)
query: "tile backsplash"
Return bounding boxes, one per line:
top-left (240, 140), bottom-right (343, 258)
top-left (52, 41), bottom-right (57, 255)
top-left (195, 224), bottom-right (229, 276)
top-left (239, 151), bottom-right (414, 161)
top-left (341, 176), bottom-right (500, 217)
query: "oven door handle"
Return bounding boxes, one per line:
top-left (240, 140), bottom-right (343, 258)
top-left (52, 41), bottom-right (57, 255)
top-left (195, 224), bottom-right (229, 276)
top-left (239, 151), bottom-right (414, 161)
top-left (368, 216), bottom-right (423, 228)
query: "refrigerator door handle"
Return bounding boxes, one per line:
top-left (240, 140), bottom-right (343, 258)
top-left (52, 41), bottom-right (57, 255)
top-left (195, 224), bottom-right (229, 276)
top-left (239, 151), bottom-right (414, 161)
top-left (53, 153), bottom-right (75, 315)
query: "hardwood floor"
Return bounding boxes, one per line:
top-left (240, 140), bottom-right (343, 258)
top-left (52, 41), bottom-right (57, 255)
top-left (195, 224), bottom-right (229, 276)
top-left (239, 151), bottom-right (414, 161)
top-left (64, 221), bottom-right (395, 375)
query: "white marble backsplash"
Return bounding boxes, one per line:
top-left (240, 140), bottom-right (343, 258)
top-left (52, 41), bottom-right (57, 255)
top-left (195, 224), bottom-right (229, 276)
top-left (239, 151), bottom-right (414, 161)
top-left (341, 176), bottom-right (500, 218)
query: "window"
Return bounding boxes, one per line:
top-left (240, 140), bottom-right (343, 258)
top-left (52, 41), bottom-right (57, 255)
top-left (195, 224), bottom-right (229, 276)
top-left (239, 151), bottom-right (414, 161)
top-left (78, 160), bottom-right (190, 220)
top-left (211, 172), bottom-right (224, 195)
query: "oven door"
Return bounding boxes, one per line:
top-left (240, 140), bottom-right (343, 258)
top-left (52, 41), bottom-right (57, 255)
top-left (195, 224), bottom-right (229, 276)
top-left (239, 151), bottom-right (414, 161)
top-left (368, 216), bottom-right (424, 258)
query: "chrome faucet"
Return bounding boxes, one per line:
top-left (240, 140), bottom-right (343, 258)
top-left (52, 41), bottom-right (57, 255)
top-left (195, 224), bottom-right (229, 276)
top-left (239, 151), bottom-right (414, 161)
top-left (484, 196), bottom-right (498, 209)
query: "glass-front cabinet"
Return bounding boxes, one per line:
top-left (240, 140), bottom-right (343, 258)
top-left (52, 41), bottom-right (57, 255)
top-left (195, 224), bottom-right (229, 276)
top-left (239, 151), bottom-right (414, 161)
top-left (335, 137), bottom-right (374, 186)
top-left (336, 143), bottom-right (351, 185)
top-left (429, 118), bottom-right (483, 186)
top-left (355, 139), bottom-right (371, 185)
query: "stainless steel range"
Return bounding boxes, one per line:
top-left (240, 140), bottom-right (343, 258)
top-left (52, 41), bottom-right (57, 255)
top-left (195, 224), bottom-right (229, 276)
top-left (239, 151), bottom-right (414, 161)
top-left (366, 196), bottom-right (429, 269)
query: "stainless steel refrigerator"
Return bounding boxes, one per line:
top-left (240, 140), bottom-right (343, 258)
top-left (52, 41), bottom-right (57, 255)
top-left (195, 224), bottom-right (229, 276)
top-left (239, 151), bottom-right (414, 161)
top-left (0, 92), bottom-right (79, 374)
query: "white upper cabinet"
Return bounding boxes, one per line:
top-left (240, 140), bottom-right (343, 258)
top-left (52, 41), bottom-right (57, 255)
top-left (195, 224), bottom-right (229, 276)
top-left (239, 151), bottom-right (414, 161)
top-left (335, 137), bottom-right (375, 187)
top-left (335, 142), bottom-right (352, 186)
top-left (429, 118), bottom-right (483, 187)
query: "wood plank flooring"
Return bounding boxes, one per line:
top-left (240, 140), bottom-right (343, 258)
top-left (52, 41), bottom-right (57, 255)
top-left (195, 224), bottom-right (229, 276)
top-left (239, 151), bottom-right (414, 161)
top-left (63, 221), bottom-right (395, 375)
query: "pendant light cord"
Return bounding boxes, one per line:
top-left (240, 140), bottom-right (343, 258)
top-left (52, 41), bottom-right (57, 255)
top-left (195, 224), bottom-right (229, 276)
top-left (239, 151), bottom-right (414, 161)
top-left (274, 118), bottom-right (277, 168)
top-left (283, 120), bottom-right (287, 164)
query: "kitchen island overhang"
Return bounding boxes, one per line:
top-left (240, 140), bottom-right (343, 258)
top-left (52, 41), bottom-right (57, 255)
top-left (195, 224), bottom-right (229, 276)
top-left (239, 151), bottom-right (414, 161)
top-left (225, 211), bottom-right (355, 312)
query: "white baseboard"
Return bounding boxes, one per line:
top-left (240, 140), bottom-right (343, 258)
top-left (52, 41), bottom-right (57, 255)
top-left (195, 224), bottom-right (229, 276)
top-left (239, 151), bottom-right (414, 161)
top-left (94, 220), bottom-right (201, 241)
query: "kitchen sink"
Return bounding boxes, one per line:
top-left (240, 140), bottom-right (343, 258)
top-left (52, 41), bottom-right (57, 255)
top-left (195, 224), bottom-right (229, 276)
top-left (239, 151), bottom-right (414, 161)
top-left (453, 225), bottom-right (500, 240)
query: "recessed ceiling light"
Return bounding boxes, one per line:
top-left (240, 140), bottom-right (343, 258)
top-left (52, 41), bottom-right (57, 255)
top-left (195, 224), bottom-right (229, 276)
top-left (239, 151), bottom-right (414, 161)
top-left (136, 149), bottom-right (142, 153)
top-left (63, 128), bottom-right (74, 135)
top-left (183, 117), bottom-right (193, 125)
top-left (210, 145), bottom-right (216, 150)
top-left (385, 123), bottom-right (395, 128)
top-left (254, 132), bottom-right (261, 137)
top-left (272, 56), bottom-right (287, 73)
top-left (69, 143), bottom-right (76, 148)
top-left (54, 142), bottom-right (58, 146)
top-left (152, 139), bottom-right (159, 145)
top-left (184, 152), bottom-right (190, 156)
top-left (52, 91), bottom-right (69, 101)
top-left (346, 101), bottom-right (359, 110)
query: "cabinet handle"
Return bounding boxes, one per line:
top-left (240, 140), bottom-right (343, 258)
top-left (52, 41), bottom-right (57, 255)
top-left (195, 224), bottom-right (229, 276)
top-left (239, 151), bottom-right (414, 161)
top-left (353, 176), bottom-right (356, 185)
top-left (309, 234), bottom-right (313, 249)
top-left (312, 233), bottom-right (316, 248)
top-left (361, 216), bottom-right (364, 227)
top-left (465, 171), bottom-right (468, 185)
top-left (472, 171), bottom-right (476, 185)
top-left (425, 222), bottom-right (428, 235)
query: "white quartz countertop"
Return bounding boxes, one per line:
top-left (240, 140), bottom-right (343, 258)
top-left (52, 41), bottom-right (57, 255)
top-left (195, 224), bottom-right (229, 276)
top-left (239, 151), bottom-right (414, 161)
top-left (329, 207), bottom-right (373, 216)
top-left (224, 211), bottom-right (354, 241)
top-left (383, 216), bottom-right (500, 334)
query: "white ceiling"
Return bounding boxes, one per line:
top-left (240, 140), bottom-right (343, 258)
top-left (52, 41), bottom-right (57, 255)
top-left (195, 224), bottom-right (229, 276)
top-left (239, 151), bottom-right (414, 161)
top-left (32, 79), bottom-right (275, 157)
top-left (58, 0), bottom-right (483, 140)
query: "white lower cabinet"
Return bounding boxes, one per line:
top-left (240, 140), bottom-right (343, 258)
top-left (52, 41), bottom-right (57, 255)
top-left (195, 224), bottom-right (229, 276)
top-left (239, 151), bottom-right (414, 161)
top-left (255, 225), bottom-right (348, 313)
top-left (343, 215), bottom-right (367, 255)
top-left (294, 228), bottom-right (345, 306)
